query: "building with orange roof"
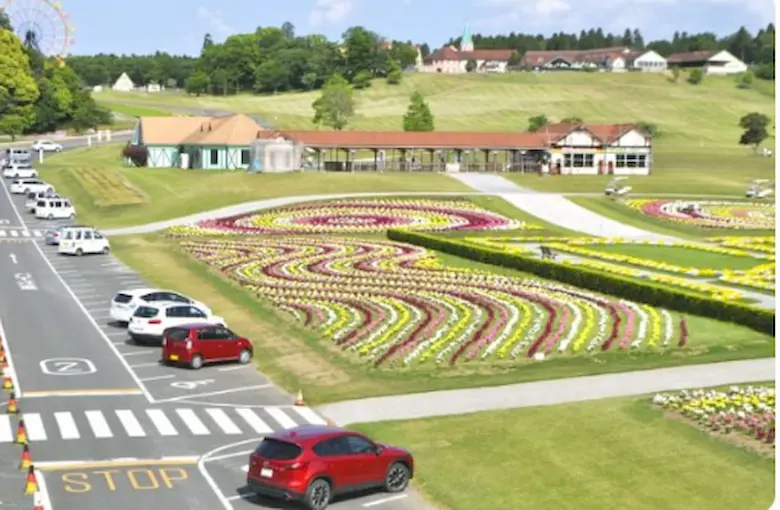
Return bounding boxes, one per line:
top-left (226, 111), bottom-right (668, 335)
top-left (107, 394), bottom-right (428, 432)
top-left (130, 115), bottom-right (652, 175)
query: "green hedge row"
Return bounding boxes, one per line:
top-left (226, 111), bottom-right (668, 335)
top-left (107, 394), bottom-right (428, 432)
top-left (387, 229), bottom-right (775, 336)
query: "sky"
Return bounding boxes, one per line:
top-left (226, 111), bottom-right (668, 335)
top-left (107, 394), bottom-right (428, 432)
top-left (3, 0), bottom-right (776, 56)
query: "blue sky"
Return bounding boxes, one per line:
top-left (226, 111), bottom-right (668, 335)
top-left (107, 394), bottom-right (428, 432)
top-left (5, 0), bottom-right (775, 56)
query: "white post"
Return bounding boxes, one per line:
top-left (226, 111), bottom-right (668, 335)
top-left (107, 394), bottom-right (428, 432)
top-left (105, 130), bottom-right (112, 142)
top-left (97, 131), bottom-right (103, 142)
top-left (87, 136), bottom-right (92, 146)
top-left (38, 149), bottom-right (44, 164)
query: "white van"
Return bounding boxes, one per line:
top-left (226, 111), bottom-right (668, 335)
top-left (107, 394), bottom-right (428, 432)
top-left (25, 191), bottom-right (59, 212)
top-left (1, 148), bottom-right (31, 166)
top-left (10, 178), bottom-right (53, 195)
top-left (58, 227), bottom-right (110, 256)
top-left (2, 162), bottom-right (37, 179)
top-left (35, 197), bottom-right (75, 219)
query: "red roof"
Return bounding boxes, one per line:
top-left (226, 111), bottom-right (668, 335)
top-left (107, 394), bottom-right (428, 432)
top-left (521, 47), bottom-right (638, 67)
top-left (424, 46), bottom-right (514, 63)
top-left (666, 51), bottom-right (716, 64)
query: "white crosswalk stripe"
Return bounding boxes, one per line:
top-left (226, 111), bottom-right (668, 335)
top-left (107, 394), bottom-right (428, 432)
top-left (0, 230), bottom-right (43, 238)
top-left (0, 406), bottom-right (326, 443)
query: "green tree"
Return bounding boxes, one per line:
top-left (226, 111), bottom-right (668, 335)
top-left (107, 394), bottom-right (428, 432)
top-left (0, 9), bottom-right (11, 30)
top-left (687, 68), bottom-right (704, 84)
top-left (351, 70), bottom-right (373, 89)
top-left (636, 121), bottom-right (660, 138)
top-left (342, 26), bottom-right (380, 79)
top-left (527, 115), bottom-right (548, 132)
top-left (736, 71), bottom-right (754, 89)
top-left (312, 74), bottom-right (355, 130)
top-left (669, 67), bottom-right (681, 83)
top-left (738, 112), bottom-right (770, 152)
top-left (561, 116), bottom-right (583, 124)
top-left (253, 58), bottom-right (289, 93)
top-left (403, 91), bottom-right (434, 131)
top-left (386, 59), bottom-right (402, 85)
top-left (301, 72), bottom-right (318, 90)
top-left (0, 29), bottom-right (40, 139)
top-left (465, 59), bottom-right (477, 72)
top-left (185, 71), bottom-right (210, 96)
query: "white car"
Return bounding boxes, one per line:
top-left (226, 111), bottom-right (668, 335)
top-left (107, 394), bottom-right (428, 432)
top-left (10, 178), bottom-right (53, 195)
top-left (30, 140), bottom-right (63, 152)
top-left (58, 227), bottom-right (109, 256)
top-left (35, 197), bottom-right (75, 220)
top-left (2, 163), bottom-right (37, 179)
top-left (110, 288), bottom-right (212, 324)
top-left (128, 302), bottom-right (225, 345)
top-left (25, 191), bottom-right (59, 212)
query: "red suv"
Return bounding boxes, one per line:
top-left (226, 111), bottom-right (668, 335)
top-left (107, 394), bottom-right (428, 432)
top-left (161, 324), bottom-right (253, 369)
top-left (246, 425), bottom-right (414, 510)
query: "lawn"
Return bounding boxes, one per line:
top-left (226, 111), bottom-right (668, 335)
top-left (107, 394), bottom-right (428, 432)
top-left (95, 72), bottom-right (776, 195)
top-left (36, 144), bottom-right (471, 228)
top-left (583, 243), bottom-right (766, 270)
top-left (568, 197), bottom-right (775, 239)
top-left (101, 101), bottom-right (174, 118)
top-left (109, 233), bottom-right (774, 404)
top-left (353, 395), bottom-right (774, 510)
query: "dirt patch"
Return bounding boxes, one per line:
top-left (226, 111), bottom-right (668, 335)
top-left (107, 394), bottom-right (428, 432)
top-left (71, 167), bottom-right (147, 206)
top-left (663, 409), bottom-right (775, 459)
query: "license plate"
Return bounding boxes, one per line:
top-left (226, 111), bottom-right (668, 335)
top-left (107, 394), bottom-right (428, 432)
top-left (169, 354), bottom-right (179, 361)
top-left (260, 468), bottom-right (273, 478)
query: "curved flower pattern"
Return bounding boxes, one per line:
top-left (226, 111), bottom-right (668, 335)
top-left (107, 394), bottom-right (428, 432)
top-left (653, 386), bottom-right (775, 445)
top-left (170, 199), bottom-right (527, 236)
top-left (180, 237), bottom-right (681, 367)
top-left (625, 199), bottom-right (775, 230)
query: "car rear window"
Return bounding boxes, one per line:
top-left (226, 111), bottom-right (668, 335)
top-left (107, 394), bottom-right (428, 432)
top-left (255, 439), bottom-right (302, 460)
top-left (165, 328), bottom-right (190, 341)
top-left (133, 306), bottom-right (159, 318)
top-left (113, 293), bottom-right (133, 304)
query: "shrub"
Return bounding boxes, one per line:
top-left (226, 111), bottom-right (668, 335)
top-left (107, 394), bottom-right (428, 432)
top-left (387, 230), bottom-right (775, 336)
top-left (122, 144), bottom-right (148, 167)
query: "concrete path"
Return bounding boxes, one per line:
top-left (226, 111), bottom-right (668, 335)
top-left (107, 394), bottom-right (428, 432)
top-left (319, 358), bottom-right (775, 425)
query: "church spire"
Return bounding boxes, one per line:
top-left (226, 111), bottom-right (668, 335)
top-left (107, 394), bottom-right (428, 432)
top-left (460, 22), bottom-right (474, 52)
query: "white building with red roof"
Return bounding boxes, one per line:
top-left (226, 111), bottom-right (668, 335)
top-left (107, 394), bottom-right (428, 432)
top-left (421, 23), bottom-right (514, 74)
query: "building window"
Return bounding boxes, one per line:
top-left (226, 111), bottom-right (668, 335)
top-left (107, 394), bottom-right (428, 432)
top-left (563, 153), bottom-right (594, 168)
top-left (241, 149), bottom-right (250, 165)
top-left (616, 154), bottom-right (647, 168)
top-left (210, 149), bottom-right (219, 165)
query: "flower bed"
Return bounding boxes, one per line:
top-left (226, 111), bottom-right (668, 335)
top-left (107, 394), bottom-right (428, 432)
top-left (169, 199), bottom-right (526, 236)
top-left (653, 386), bottom-right (775, 447)
top-left (179, 237), bottom-right (684, 367)
top-left (708, 236), bottom-right (776, 254)
top-left (624, 199), bottom-right (775, 230)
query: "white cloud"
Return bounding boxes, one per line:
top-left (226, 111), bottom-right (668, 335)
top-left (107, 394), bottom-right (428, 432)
top-left (309, 0), bottom-right (354, 26)
top-left (196, 6), bottom-right (233, 37)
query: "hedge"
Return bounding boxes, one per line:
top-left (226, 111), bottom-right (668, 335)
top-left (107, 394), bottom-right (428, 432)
top-left (387, 229), bottom-right (775, 336)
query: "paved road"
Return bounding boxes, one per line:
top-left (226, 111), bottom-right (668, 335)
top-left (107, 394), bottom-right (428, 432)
top-left (0, 176), bottom-right (422, 510)
top-left (319, 358), bottom-right (775, 425)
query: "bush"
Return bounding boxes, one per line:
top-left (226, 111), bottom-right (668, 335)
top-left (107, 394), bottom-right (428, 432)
top-left (351, 71), bottom-right (373, 89)
top-left (687, 68), bottom-right (704, 85)
top-left (122, 144), bottom-right (148, 167)
top-left (387, 230), bottom-right (775, 336)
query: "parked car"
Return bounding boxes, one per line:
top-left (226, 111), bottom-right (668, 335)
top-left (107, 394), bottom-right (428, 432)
top-left (161, 324), bottom-right (252, 369)
top-left (110, 288), bottom-right (212, 324)
top-left (2, 162), bottom-right (37, 179)
top-left (57, 226), bottom-right (109, 256)
top-left (35, 197), bottom-right (75, 220)
top-left (30, 140), bottom-right (63, 152)
top-left (44, 224), bottom-right (83, 245)
top-left (10, 178), bottom-right (53, 195)
top-left (127, 302), bottom-right (225, 345)
top-left (1, 148), bottom-right (30, 166)
top-left (26, 191), bottom-right (59, 213)
top-left (246, 425), bottom-right (414, 510)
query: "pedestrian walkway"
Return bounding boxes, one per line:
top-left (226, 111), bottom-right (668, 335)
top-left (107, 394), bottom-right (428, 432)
top-left (0, 229), bottom-right (44, 238)
top-left (0, 406), bottom-right (326, 443)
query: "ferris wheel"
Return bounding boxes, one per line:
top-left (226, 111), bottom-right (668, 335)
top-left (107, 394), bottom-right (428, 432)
top-left (1, 0), bottom-right (74, 58)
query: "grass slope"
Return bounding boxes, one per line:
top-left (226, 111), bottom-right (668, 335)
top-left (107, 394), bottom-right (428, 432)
top-left (354, 396), bottom-right (774, 510)
top-left (37, 144), bottom-right (471, 228)
top-left (96, 73), bottom-right (776, 195)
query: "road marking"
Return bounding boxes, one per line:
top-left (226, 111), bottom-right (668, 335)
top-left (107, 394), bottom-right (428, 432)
top-left (35, 468), bottom-right (53, 510)
top-left (203, 450), bottom-right (254, 463)
top-left (0, 415), bottom-right (12, 442)
top-left (240, 465), bottom-right (248, 472)
top-left (216, 365), bottom-right (247, 372)
top-left (24, 413), bottom-right (47, 441)
top-left (292, 406), bottom-right (328, 425)
top-left (154, 384), bottom-right (273, 403)
top-left (23, 389), bottom-right (144, 398)
top-left (85, 410), bottom-right (113, 438)
top-left (54, 411), bottom-right (81, 440)
top-left (122, 350), bottom-right (156, 357)
top-left (199, 439), bottom-right (264, 510)
top-left (36, 456), bottom-right (200, 471)
top-left (146, 409), bottom-right (178, 436)
top-left (140, 375), bottom-right (175, 382)
top-left (129, 362), bottom-right (160, 368)
top-left (235, 408), bottom-right (273, 434)
top-left (116, 410), bottom-right (146, 437)
top-left (176, 408), bottom-right (210, 435)
top-left (205, 408), bottom-right (242, 435)
top-left (0, 317), bottom-right (21, 397)
top-left (363, 495), bottom-right (409, 507)
top-left (266, 407), bottom-right (297, 429)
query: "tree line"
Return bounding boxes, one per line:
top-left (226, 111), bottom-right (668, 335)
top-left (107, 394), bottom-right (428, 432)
top-left (0, 12), bottom-right (111, 139)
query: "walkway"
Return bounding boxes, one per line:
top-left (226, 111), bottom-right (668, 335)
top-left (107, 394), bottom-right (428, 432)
top-left (449, 173), bottom-right (677, 240)
top-left (318, 358), bottom-right (775, 425)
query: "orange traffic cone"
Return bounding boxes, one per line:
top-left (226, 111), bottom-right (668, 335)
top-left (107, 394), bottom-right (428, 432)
top-left (2, 376), bottom-right (13, 392)
top-left (15, 418), bottom-right (27, 445)
top-left (7, 391), bottom-right (17, 414)
top-left (23, 465), bottom-right (37, 495)
top-left (0, 349), bottom-right (6, 364)
top-left (19, 444), bottom-right (31, 470)
top-left (294, 390), bottom-right (305, 406)
top-left (33, 490), bottom-right (44, 510)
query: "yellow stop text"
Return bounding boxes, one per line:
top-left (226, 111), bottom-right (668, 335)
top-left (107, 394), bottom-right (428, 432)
top-left (62, 467), bottom-right (188, 493)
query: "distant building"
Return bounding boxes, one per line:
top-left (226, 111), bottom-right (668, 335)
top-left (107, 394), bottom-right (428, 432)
top-left (666, 50), bottom-right (747, 75)
top-left (630, 50), bottom-right (667, 72)
top-left (112, 72), bottom-right (135, 92)
top-left (145, 81), bottom-right (163, 93)
top-left (520, 47), bottom-right (667, 72)
top-left (421, 23), bottom-right (514, 74)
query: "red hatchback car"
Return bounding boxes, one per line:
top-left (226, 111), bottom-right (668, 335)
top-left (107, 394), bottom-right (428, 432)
top-left (246, 425), bottom-right (414, 510)
top-left (161, 323), bottom-right (253, 369)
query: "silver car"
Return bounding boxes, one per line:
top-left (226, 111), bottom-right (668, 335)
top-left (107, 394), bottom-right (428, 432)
top-left (45, 224), bottom-right (82, 245)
